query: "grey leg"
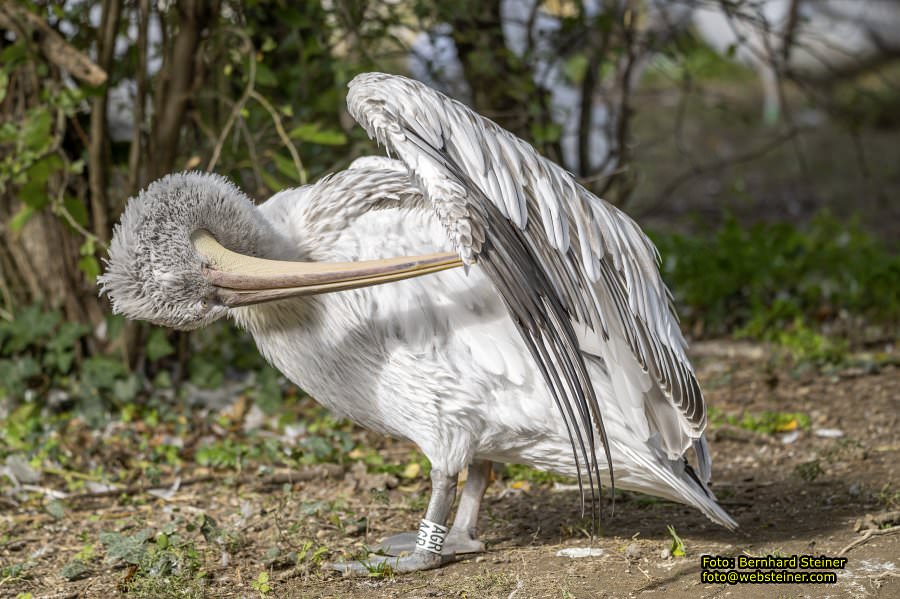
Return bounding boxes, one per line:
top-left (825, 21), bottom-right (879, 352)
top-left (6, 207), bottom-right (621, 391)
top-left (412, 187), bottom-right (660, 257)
top-left (331, 468), bottom-right (458, 574)
top-left (377, 460), bottom-right (492, 557)
top-left (446, 459), bottom-right (491, 552)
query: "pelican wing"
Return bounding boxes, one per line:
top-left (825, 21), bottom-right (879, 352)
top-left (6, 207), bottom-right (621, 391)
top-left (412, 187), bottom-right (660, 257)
top-left (347, 73), bottom-right (705, 495)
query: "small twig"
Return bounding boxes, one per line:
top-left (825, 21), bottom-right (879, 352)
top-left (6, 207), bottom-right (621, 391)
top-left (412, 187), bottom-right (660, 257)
top-left (839, 526), bottom-right (900, 556)
top-left (51, 150), bottom-right (108, 251)
top-left (249, 89), bottom-right (307, 185)
top-left (207, 28), bottom-right (256, 172)
top-left (238, 117), bottom-right (264, 193)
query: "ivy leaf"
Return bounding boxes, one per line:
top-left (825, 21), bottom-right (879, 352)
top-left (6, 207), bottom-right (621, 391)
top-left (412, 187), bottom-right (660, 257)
top-left (63, 196), bottom-right (88, 227)
top-left (60, 559), bottom-right (90, 581)
top-left (19, 154), bottom-right (62, 210)
top-left (21, 109), bottom-right (52, 153)
top-left (146, 328), bottom-right (175, 362)
top-left (100, 529), bottom-right (153, 565)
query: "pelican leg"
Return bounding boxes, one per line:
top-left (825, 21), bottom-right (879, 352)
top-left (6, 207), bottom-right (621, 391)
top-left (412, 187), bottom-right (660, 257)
top-left (331, 468), bottom-right (458, 575)
top-left (376, 460), bottom-right (492, 556)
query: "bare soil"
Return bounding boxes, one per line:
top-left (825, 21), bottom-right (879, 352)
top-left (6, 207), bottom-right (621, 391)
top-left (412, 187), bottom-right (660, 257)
top-left (2, 342), bottom-right (897, 599)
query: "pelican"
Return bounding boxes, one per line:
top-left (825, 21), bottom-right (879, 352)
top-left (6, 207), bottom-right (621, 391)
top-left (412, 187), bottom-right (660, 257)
top-left (100, 73), bottom-right (735, 574)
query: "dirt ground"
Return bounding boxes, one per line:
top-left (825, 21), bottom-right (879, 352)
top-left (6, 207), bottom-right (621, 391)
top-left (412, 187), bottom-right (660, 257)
top-left (2, 341), bottom-right (897, 599)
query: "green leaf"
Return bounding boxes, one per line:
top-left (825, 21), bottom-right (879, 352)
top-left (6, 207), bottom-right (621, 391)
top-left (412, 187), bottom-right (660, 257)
top-left (80, 356), bottom-right (127, 390)
top-left (259, 169), bottom-right (283, 193)
top-left (18, 154), bottom-right (61, 210)
top-left (8, 204), bottom-right (35, 232)
top-left (145, 328), bottom-right (175, 362)
top-left (667, 525), bottom-right (686, 557)
top-left (261, 37), bottom-right (277, 53)
top-left (0, 41), bottom-right (27, 71)
top-left (563, 54), bottom-right (588, 84)
top-left (45, 499), bottom-right (66, 520)
top-left (255, 63), bottom-right (278, 87)
top-left (268, 151), bottom-right (301, 182)
top-left (288, 122), bottom-right (347, 145)
top-left (100, 529), bottom-right (153, 565)
top-left (60, 559), bottom-right (90, 581)
top-left (113, 376), bottom-right (140, 403)
top-left (21, 109), bottom-right (52, 153)
top-left (63, 196), bottom-right (88, 227)
top-left (78, 256), bottom-right (101, 279)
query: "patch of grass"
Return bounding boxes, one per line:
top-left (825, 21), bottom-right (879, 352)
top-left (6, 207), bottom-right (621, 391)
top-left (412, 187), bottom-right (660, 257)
top-left (874, 485), bottom-right (900, 510)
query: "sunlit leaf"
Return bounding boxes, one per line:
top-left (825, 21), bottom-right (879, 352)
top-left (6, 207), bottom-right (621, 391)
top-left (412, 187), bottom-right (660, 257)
top-left (78, 256), bottom-right (101, 279)
top-left (288, 122), bottom-right (347, 145)
top-left (9, 204), bottom-right (35, 232)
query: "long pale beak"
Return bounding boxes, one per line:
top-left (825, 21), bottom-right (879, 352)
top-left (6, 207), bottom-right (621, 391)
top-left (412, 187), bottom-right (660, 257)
top-left (192, 230), bottom-right (464, 307)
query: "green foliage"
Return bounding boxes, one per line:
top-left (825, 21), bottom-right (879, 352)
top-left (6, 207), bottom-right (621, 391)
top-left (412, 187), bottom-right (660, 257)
top-left (0, 305), bottom-right (89, 400)
top-left (652, 213), bottom-right (900, 355)
top-left (251, 571), bottom-right (271, 597)
top-left (100, 528), bottom-right (155, 565)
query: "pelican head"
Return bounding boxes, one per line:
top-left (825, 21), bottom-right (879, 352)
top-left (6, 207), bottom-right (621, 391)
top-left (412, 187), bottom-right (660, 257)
top-left (98, 172), bottom-right (276, 329)
top-left (100, 171), bottom-right (463, 330)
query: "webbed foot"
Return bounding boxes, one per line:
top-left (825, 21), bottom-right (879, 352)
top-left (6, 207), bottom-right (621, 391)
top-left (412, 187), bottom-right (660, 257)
top-left (329, 550), bottom-right (451, 575)
top-left (375, 529), bottom-right (485, 556)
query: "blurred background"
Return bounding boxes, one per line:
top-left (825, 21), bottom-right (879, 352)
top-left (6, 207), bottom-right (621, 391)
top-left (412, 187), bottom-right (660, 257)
top-left (0, 1), bottom-right (898, 595)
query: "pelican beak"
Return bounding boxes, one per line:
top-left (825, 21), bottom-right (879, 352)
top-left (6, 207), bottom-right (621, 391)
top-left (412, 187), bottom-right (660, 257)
top-left (192, 230), bottom-right (464, 308)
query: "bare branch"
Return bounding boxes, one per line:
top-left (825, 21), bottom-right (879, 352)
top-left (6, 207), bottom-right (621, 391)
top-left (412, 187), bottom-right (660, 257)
top-left (250, 90), bottom-right (307, 185)
top-left (0, 1), bottom-right (107, 86)
top-left (207, 28), bottom-right (256, 173)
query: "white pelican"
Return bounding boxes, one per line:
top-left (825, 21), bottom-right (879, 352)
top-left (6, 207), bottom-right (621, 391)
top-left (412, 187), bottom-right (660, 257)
top-left (100, 73), bottom-right (735, 574)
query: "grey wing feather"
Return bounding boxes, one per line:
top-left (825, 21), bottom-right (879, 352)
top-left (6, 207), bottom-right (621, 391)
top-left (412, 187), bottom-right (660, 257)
top-left (347, 73), bottom-right (707, 490)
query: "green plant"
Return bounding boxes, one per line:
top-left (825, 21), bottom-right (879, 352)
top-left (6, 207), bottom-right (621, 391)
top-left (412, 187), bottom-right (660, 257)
top-left (667, 525), bottom-right (686, 557)
top-left (652, 213), bottom-right (899, 357)
top-left (251, 571), bottom-right (271, 596)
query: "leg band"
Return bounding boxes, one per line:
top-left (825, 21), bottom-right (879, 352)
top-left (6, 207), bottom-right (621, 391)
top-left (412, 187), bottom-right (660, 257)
top-left (416, 518), bottom-right (449, 554)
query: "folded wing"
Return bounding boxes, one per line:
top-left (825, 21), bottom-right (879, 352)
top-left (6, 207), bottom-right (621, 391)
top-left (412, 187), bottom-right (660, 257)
top-left (347, 73), bottom-right (707, 500)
